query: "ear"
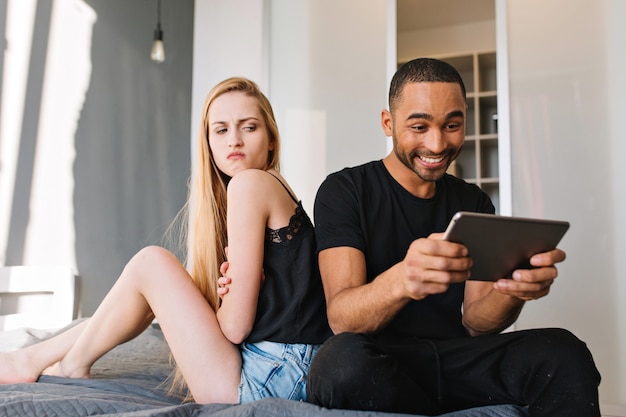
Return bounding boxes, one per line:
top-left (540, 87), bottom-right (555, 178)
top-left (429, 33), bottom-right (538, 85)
top-left (381, 109), bottom-right (393, 137)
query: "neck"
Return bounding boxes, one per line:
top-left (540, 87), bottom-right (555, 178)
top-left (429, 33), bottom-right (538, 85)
top-left (382, 153), bottom-right (437, 199)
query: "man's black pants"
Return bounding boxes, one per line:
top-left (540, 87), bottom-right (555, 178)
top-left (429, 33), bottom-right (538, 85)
top-left (306, 328), bottom-right (600, 417)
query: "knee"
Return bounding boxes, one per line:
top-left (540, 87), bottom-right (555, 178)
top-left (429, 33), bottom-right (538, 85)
top-left (525, 328), bottom-right (600, 383)
top-left (129, 246), bottom-right (177, 266)
top-left (309, 332), bottom-right (369, 382)
top-left (307, 333), bottom-right (371, 403)
top-left (529, 328), bottom-right (591, 360)
top-left (133, 245), bottom-right (175, 261)
top-left (124, 246), bottom-right (181, 280)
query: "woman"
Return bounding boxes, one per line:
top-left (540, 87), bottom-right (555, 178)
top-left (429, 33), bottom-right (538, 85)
top-left (0, 77), bottom-right (331, 404)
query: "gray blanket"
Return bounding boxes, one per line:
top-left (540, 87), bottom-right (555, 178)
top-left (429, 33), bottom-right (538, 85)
top-left (0, 323), bottom-right (527, 417)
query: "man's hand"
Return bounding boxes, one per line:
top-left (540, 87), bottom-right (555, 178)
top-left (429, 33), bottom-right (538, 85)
top-left (399, 232), bottom-right (473, 301)
top-left (493, 248), bottom-right (566, 301)
top-left (320, 233), bottom-right (472, 334)
top-left (462, 247), bottom-right (566, 336)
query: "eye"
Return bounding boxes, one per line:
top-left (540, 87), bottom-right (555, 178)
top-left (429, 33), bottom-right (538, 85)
top-left (215, 127), bottom-right (227, 134)
top-left (242, 124), bottom-right (257, 132)
top-left (410, 124), bottom-right (428, 132)
top-left (444, 122), bottom-right (462, 131)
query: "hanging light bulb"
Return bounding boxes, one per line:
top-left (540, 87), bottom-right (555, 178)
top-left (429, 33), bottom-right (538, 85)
top-left (150, 0), bottom-right (165, 63)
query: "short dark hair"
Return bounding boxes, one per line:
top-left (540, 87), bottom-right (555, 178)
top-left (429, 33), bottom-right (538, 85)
top-left (389, 58), bottom-right (466, 112)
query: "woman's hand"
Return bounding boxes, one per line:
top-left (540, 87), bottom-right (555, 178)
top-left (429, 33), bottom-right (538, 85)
top-left (217, 259), bottom-right (266, 299)
top-left (218, 261), bottom-right (232, 299)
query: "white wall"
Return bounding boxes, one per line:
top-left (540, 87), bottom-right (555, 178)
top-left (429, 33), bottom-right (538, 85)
top-left (506, 0), bottom-right (626, 410)
top-left (190, 0), bottom-right (267, 163)
top-left (193, 0), bottom-right (388, 218)
top-left (267, 0), bottom-right (388, 216)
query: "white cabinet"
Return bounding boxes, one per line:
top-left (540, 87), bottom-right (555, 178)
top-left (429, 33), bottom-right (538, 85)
top-left (447, 52), bottom-right (500, 212)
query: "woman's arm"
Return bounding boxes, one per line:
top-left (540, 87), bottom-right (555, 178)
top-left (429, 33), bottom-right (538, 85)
top-left (216, 170), bottom-right (269, 344)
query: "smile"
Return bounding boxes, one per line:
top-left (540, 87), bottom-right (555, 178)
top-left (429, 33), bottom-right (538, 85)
top-left (418, 155), bottom-right (445, 164)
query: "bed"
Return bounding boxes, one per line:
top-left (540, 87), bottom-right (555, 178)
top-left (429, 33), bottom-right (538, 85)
top-left (0, 320), bottom-right (529, 417)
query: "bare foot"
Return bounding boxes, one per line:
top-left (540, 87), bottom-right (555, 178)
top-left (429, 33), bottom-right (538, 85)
top-left (0, 350), bottom-right (41, 384)
top-left (41, 361), bottom-right (60, 377)
top-left (42, 360), bottom-right (91, 379)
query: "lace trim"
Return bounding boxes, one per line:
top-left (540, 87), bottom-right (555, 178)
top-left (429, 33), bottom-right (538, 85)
top-left (265, 205), bottom-right (305, 243)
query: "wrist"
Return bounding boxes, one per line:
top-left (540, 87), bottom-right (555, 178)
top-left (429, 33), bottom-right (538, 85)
top-left (386, 262), bottom-right (414, 303)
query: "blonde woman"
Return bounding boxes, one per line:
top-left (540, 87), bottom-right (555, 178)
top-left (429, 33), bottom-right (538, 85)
top-left (0, 77), bottom-right (331, 404)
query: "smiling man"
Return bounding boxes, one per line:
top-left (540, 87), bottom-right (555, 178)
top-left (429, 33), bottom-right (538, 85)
top-left (306, 58), bottom-right (600, 417)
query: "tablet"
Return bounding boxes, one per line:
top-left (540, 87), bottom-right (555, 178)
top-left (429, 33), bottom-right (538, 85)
top-left (442, 211), bottom-right (570, 281)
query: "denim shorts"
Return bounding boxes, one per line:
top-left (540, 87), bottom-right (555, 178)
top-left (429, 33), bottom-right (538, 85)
top-left (238, 341), bottom-right (320, 404)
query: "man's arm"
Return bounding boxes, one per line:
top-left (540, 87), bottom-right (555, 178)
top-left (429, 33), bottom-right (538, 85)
top-left (320, 236), bottom-right (472, 334)
top-left (462, 248), bottom-right (566, 336)
top-left (319, 247), bottom-right (407, 334)
top-left (462, 281), bottom-right (525, 336)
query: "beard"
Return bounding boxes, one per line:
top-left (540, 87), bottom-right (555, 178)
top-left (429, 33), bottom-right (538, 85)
top-left (394, 143), bottom-right (462, 183)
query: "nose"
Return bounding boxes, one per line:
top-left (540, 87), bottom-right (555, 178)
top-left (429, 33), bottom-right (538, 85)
top-left (424, 129), bottom-right (447, 154)
top-left (227, 130), bottom-right (243, 147)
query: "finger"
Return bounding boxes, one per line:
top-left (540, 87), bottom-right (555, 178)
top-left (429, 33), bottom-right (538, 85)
top-left (405, 252), bottom-right (472, 282)
top-left (428, 232), bottom-right (445, 241)
top-left (411, 238), bottom-right (468, 258)
top-left (529, 248), bottom-right (566, 267)
top-left (511, 265), bottom-right (558, 284)
top-left (494, 278), bottom-right (552, 300)
top-left (220, 261), bottom-right (230, 276)
top-left (403, 268), bottom-right (470, 300)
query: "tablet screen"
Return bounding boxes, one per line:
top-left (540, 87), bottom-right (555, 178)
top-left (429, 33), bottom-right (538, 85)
top-left (443, 211), bottom-right (570, 281)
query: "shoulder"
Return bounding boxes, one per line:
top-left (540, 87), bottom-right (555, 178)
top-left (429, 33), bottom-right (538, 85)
top-left (440, 174), bottom-right (486, 196)
top-left (228, 169), bottom-right (299, 207)
top-left (320, 160), bottom-right (383, 191)
top-left (441, 173), bottom-right (480, 191)
top-left (439, 174), bottom-right (495, 213)
top-left (227, 169), bottom-right (279, 199)
top-left (315, 161), bottom-right (384, 222)
top-left (317, 160), bottom-right (386, 205)
top-left (327, 160), bottom-right (382, 179)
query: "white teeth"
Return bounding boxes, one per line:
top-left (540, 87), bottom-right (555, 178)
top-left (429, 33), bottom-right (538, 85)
top-left (420, 155), bottom-right (444, 163)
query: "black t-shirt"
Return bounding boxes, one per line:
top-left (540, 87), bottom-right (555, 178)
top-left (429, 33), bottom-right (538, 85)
top-left (246, 201), bottom-right (332, 345)
top-left (314, 160), bottom-right (495, 340)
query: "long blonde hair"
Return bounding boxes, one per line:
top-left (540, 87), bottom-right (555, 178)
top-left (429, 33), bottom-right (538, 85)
top-left (169, 77), bottom-right (281, 400)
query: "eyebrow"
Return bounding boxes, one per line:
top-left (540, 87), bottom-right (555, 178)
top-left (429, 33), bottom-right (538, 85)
top-left (210, 116), bottom-right (259, 127)
top-left (406, 110), bottom-right (465, 121)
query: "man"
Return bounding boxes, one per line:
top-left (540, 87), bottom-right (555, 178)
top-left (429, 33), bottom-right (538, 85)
top-left (306, 58), bottom-right (600, 416)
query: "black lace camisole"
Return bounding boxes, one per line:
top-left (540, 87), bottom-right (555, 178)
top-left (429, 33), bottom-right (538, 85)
top-left (244, 172), bottom-right (331, 344)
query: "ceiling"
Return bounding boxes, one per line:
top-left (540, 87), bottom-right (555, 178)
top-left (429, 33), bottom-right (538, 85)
top-left (396, 0), bottom-right (495, 32)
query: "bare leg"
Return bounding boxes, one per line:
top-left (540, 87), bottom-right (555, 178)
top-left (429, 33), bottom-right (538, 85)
top-left (0, 307), bottom-right (154, 384)
top-left (0, 319), bottom-right (88, 383)
top-left (43, 314), bottom-right (154, 378)
top-left (49, 246), bottom-right (241, 404)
